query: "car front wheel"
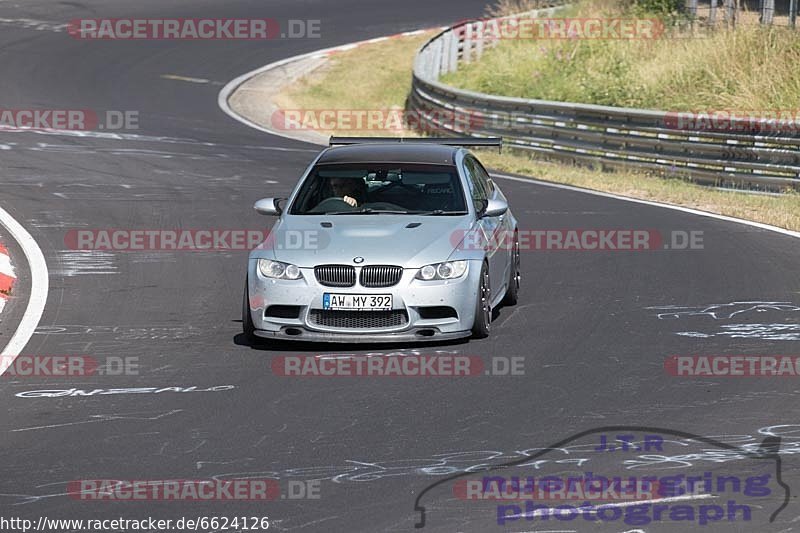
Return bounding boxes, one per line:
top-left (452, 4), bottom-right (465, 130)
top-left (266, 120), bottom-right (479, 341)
top-left (471, 262), bottom-right (491, 338)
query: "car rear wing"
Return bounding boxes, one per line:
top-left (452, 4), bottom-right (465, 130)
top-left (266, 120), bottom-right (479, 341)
top-left (328, 136), bottom-right (502, 150)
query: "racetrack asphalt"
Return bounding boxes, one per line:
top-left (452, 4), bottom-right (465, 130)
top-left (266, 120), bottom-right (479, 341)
top-left (0, 1), bottom-right (799, 531)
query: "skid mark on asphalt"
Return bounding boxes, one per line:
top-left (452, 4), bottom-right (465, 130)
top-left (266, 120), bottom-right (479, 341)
top-left (676, 324), bottom-right (800, 341)
top-left (52, 250), bottom-right (117, 276)
top-left (0, 18), bottom-right (66, 32)
top-left (0, 127), bottom-right (317, 153)
top-left (647, 301), bottom-right (800, 340)
top-left (34, 324), bottom-right (199, 339)
top-left (30, 143), bottom-right (242, 161)
top-left (188, 424), bottom-right (800, 486)
top-left (130, 252), bottom-right (179, 264)
top-left (30, 217), bottom-right (88, 229)
top-left (10, 409), bottom-right (184, 433)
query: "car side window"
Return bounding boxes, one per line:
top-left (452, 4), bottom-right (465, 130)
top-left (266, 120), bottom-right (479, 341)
top-left (464, 156), bottom-right (489, 212)
top-left (472, 157), bottom-right (494, 194)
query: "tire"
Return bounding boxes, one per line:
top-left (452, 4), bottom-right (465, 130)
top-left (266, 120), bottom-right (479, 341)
top-left (242, 275), bottom-right (257, 342)
top-left (502, 231), bottom-right (520, 306)
top-left (471, 262), bottom-right (491, 339)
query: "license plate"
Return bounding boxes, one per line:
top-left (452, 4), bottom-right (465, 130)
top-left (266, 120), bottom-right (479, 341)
top-left (323, 293), bottom-right (392, 311)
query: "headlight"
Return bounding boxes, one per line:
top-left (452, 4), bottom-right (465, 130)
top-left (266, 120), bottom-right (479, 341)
top-left (415, 260), bottom-right (468, 280)
top-left (258, 259), bottom-right (303, 280)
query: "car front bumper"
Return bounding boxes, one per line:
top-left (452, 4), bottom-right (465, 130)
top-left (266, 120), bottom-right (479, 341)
top-left (246, 260), bottom-right (480, 343)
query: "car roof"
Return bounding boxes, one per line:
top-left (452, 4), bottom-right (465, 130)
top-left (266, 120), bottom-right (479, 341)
top-left (316, 143), bottom-right (459, 165)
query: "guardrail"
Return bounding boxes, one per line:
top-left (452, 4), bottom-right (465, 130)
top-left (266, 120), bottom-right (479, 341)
top-left (407, 13), bottom-right (800, 191)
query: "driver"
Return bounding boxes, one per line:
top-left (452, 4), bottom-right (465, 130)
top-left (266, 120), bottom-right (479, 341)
top-left (329, 177), bottom-right (365, 207)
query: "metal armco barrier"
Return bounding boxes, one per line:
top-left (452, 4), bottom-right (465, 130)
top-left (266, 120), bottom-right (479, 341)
top-left (407, 13), bottom-right (800, 191)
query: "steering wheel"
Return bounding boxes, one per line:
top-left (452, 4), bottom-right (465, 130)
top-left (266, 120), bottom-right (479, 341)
top-left (309, 197), bottom-right (355, 213)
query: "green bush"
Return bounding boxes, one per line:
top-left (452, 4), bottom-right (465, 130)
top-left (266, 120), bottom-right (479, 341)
top-left (632, 0), bottom-right (683, 14)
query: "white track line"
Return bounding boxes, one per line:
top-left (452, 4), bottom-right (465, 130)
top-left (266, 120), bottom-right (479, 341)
top-left (492, 173), bottom-right (800, 240)
top-left (218, 33), bottom-right (800, 243)
top-left (0, 206), bottom-right (48, 368)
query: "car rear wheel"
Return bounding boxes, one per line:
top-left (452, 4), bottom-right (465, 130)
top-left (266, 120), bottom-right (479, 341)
top-left (502, 231), bottom-right (520, 306)
top-left (471, 262), bottom-right (491, 338)
top-left (242, 275), bottom-right (257, 342)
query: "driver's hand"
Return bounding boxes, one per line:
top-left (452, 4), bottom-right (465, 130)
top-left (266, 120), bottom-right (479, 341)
top-left (343, 195), bottom-right (357, 207)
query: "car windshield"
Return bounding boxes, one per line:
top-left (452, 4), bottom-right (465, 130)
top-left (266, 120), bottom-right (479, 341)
top-left (289, 163), bottom-right (468, 215)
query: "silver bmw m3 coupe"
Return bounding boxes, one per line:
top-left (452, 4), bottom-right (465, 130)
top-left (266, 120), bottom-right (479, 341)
top-left (243, 137), bottom-right (520, 343)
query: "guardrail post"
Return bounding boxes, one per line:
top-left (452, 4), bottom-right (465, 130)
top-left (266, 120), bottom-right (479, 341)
top-left (440, 32), bottom-right (450, 75)
top-left (790, 0), bottom-right (797, 27)
top-left (422, 49), bottom-right (432, 80)
top-left (709, 0), bottom-right (717, 24)
top-left (724, 0), bottom-right (737, 27)
top-left (448, 29), bottom-right (460, 73)
top-left (760, 0), bottom-right (775, 24)
top-left (475, 21), bottom-right (485, 59)
top-left (687, 0), bottom-right (698, 18)
top-left (431, 39), bottom-right (442, 80)
top-left (463, 24), bottom-right (473, 63)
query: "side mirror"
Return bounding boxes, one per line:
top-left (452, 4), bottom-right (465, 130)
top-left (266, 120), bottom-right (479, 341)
top-left (481, 198), bottom-right (508, 218)
top-left (254, 198), bottom-right (284, 216)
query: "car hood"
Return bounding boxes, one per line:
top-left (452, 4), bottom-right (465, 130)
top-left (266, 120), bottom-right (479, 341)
top-left (251, 215), bottom-right (474, 268)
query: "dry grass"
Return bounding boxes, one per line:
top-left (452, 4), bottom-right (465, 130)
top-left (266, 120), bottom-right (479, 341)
top-left (447, 1), bottom-right (800, 110)
top-left (280, 33), bottom-right (432, 136)
top-left (485, 0), bottom-right (560, 17)
top-left (277, 18), bottom-right (800, 232)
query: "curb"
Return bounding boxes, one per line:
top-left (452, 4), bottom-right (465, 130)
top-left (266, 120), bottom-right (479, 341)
top-left (0, 241), bottom-right (16, 314)
top-left (218, 27), bottom-right (444, 145)
top-left (0, 204), bottom-right (49, 363)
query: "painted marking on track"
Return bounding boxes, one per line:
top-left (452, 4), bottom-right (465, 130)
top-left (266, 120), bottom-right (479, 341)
top-left (161, 74), bottom-right (221, 85)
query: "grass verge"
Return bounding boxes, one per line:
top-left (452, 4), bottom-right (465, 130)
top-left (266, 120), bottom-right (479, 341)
top-left (445, 0), bottom-right (800, 110)
top-left (278, 28), bottom-right (800, 232)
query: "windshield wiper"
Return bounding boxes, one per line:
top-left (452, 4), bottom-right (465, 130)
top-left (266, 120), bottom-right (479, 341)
top-left (319, 208), bottom-right (467, 215)
top-left (322, 208), bottom-right (412, 215)
top-left (411, 210), bottom-right (469, 216)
